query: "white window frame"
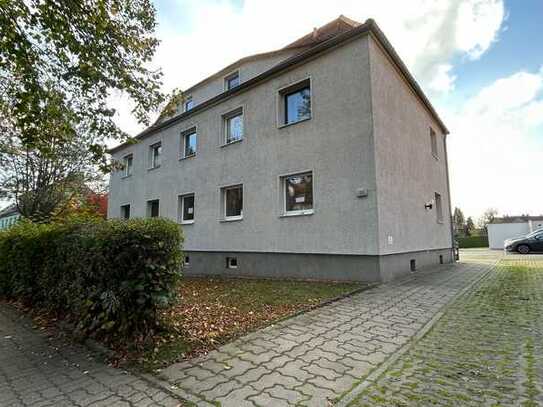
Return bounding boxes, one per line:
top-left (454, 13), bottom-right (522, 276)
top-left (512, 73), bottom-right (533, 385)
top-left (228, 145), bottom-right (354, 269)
top-left (224, 71), bottom-right (240, 91)
top-left (122, 154), bottom-right (133, 177)
top-left (149, 142), bottom-right (162, 169)
top-left (226, 256), bottom-right (238, 269)
top-left (223, 107), bottom-right (244, 145)
top-left (222, 184), bottom-right (243, 221)
top-left (281, 171), bottom-right (314, 216)
top-left (178, 193), bottom-right (195, 224)
top-left (180, 127), bottom-right (197, 159)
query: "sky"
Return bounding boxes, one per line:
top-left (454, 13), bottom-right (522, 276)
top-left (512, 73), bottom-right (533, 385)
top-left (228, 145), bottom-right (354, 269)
top-left (104, 0), bottom-right (543, 220)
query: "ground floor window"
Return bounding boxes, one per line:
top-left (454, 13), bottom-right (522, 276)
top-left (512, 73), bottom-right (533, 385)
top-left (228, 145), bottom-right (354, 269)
top-left (147, 199), bottom-right (159, 218)
top-left (283, 172), bottom-right (313, 215)
top-left (223, 185), bottom-right (243, 220)
top-left (178, 194), bottom-right (195, 224)
top-left (120, 204), bottom-right (130, 219)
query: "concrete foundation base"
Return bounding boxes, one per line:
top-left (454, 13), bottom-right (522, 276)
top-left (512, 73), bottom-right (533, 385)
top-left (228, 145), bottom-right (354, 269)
top-left (182, 248), bottom-right (454, 283)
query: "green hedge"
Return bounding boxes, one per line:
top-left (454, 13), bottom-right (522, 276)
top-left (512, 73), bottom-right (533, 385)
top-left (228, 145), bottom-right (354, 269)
top-left (0, 217), bottom-right (183, 340)
top-left (457, 235), bottom-right (489, 248)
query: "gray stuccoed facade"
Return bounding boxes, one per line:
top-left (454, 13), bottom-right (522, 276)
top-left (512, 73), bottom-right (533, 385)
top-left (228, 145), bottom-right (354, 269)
top-left (108, 16), bottom-right (454, 282)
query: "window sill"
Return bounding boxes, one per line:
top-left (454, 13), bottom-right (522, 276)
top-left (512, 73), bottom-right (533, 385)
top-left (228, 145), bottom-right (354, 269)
top-left (280, 210), bottom-right (314, 218)
top-left (220, 216), bottom-right (243, 223)
top-left (121, 174), bottom-right (132, 179)
top-left (179, 154), bottom-right (196, 161)
top-left (181, 220), bottom-right (195, 225)
top-left (437, 220), bottom-right (444, 224)
top-left (221, 139), bottom-right (243, 148)
top-left (278, 116), bottom-right (311, 129)
top-left (148, 165), bottom-right (161, 171)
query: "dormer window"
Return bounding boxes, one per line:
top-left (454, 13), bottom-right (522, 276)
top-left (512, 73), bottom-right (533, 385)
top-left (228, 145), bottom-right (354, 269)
top-left (184, 97), bottom-right (194, 112)
top-left (225, 72), bottom-right (240, 90)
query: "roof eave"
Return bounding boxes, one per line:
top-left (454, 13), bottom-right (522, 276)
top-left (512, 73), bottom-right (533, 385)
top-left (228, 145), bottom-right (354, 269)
top-left (109, 18), bottom-right (448, 154)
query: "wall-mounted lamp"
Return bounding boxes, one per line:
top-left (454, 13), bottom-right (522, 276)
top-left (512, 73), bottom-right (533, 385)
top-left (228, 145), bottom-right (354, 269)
top-left (356, 188), bottom-right (368, 198)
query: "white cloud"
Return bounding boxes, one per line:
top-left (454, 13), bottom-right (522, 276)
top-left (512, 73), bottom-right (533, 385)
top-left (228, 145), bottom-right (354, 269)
top-left (447, 68), bottom-right (543, 219)
top-left (111, 0), bottom-right (505, 135)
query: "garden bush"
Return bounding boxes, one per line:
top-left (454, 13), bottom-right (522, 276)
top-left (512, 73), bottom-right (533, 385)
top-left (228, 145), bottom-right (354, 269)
top-left (457, 235), bottom-right (489, 248)
top-left (0, 217), bottom-right (183, 341)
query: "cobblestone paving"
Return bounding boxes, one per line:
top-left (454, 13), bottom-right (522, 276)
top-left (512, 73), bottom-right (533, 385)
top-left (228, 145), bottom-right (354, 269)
top-left (349, 254), bottom-right (543, 406)
top-left (160, 261), bottom-right (492, 406)
top-left (0, 306), bottom-right (184, 407)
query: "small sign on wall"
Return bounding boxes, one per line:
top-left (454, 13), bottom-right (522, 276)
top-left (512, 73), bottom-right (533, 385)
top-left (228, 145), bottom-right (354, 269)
top-left (387, 235), bottom-right (394, 245)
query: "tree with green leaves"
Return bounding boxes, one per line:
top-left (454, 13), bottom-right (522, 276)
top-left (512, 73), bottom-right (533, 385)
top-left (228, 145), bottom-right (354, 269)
top-left (465, 216), bottom-right (475, 236)
top-left (453, 207), bottom-right (465, 236)
top-left (478, 208), bottom-right (498, 232)
top-left (0, 0), bottom-right (164, 219)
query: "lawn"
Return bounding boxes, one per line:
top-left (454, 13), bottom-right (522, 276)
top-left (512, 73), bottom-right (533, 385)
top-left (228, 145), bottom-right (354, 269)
top-left (135, 277), bottom-right (364, 370)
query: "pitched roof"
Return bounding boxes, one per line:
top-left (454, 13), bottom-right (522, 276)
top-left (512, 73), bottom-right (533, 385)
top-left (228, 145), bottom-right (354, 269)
top-left (283, 15), bottom-right (361, 49)
top-left (110, 17), bottom-right (448, 154)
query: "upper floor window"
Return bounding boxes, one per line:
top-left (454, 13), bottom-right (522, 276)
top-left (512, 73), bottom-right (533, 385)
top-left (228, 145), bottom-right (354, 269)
top-left (184, 97), bottom-right (194, 112)
top-left (178, 194), bottom-right (195, 224)
top-left (435, 192), bottom-right (443, 223)
top-left (224, 72), bottom-right (240, 90)
top-left (223, 185), bottom-right (243, 220)
top-left (283, 172), bottom-right (313, 215)
top-left (224, 108), bottom-right (244, 145)
top-left (430, 127), bottom-right (438, 159)
top-left (181, 128), bottom-right (197, 158)
top-left (120, 204), bottom-right (130, 219)
top-left (149, 142), bottom-right (162, 169)
top-left (147, 199), bottom-right (159, 218)
top-left (280, 79), bottom-right (311, 126)
top-left (122, 154), bottom-right (133, 177)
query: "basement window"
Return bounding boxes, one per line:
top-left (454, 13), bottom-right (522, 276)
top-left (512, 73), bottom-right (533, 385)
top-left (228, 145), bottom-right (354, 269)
top-left (410, 259), bottom-right (416, 271)
top-left (184, 256), bottom-right (190, 267)
top-left (226, 257), bottom-right (238, 269)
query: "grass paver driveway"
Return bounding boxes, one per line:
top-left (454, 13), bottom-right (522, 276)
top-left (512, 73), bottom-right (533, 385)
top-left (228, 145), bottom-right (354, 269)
top-left (349, 253), bottom-right (543, 406)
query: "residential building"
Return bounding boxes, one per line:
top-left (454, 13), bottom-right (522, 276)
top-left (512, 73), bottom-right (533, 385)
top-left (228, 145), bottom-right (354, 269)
top-left (488, 216), bottom-right (543, 249)
top-left (0, 205), bottom-right (20, 230)
top-left (108, 16), bottom-right (454, 282)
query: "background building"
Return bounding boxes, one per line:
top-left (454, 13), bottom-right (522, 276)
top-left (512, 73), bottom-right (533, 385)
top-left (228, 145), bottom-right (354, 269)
top-left (488, 216), bottom-right (543, 249)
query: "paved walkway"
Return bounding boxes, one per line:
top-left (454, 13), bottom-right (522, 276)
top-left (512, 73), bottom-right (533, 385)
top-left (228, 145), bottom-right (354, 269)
top-left (0, 306), bottom-right (184, 407)
top-left (349, 254), bottom-right (543, 406)
top-left (159, 260), bottom-right (494, 406)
